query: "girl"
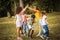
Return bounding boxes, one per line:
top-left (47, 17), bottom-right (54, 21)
top-left (22, 12), bottom-right (28, 36)
top-left (39, 11), bottom-right (49, 40)
top-left (15, 5), bottom-right (28, 40)
top-left (27, 14), bottom-right (35, 38)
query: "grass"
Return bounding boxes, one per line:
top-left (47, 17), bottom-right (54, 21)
top-left (0, 12), bottom-right (60, 40)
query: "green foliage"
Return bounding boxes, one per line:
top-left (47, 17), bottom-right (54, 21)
top-left (0, 0), bottom-right (60, 17)
top-left (0, 0), bottom-right (12, 17)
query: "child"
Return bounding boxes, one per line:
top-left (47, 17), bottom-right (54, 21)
top-left (27, 14), bottom-right (35, 38)
top-left (15, 5), bottom-right (28, 40)
top-left (22, 12), bottom-right (28, 36)
top-left (28, 6), bottom-right (42, 37)
top-left (39, 11), bottom-right (49, 40)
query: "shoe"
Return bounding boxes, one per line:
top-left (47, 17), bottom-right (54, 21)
top-left (28, 34), bottom-right (31, 38)
top-left (17, 37), bottom-right (23, 40)
top-left (40, 35), bottom-right (44, 39)
top-left (24, 34), bottom-right (26, 36)
top-left (46, 37), bottom-right (49, 40)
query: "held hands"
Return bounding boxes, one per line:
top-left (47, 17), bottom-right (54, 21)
top-left (21, 4), bottom-right (29, 13)
top-left (25, 4), bottom-right (29, 8)
top-left (25, 4), bottom-right (31, 10)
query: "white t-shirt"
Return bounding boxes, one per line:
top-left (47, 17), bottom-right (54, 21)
top-left (27, 18), bottom-right (32, 25)
top-left (41, 15), bottom-right (48, 25)
top-left (27, 18), bottom-right (34, 30)
top-left (15, 14), bottom-right (22, 22)
top-left (15, 14), bottom-right (22, 27)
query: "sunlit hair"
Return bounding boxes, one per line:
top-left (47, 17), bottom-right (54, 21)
top-left (16, 7), bottom-right (22, 14)
top-left (33, 6), bottom-right (39, 10)
top-left (41, 11), bottom-right (46, 15)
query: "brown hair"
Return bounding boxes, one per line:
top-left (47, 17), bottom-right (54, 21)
top-left (16, 7), bottom-right (22, 14)
top-left (33, 6), bottom-right (39, 10)
top-left (41, 11), bottom-right (46, 15)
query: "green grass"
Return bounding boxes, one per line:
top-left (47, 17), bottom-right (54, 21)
top-left (0, 12), bottom-right (60, 40)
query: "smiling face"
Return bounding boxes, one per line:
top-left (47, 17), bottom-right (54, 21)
top-left (33, 6), bottom-right (39, 10)
top-left (33, 6), bottom-right (37, 10)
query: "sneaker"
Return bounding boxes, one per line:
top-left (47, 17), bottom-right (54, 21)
top-left (46, 37), bottom-right (49, 40)
top-left (24, 34), bottom-right (26, 36)
top-left (17, 37), bottom-right (23, 40)
top-left (28, 34), bottom-right (31, 38)
top-left (40, 35), bottom-right (44, 39)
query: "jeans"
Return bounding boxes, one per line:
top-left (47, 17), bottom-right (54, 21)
top-left (42, 25), bottom-right (49, 37)
top-left (23, 24), bottom-right (28, 34)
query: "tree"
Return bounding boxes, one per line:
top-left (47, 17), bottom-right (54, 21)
top-left (0, 0), bottom-right (60, 17)
top-left (19, 0), bottom-right (24, 8)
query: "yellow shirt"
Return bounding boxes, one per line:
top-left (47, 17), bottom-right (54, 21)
top-left (35, 10), bottom-right (42, 20)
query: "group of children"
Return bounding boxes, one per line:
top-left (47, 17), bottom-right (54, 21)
top-left (15, 5), bottom-right (49, 40)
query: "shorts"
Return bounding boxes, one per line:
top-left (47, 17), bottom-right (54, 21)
top-left (16, 21), bottom-right (22, 27)
top-left (28, 24), bottom-right (34, 30)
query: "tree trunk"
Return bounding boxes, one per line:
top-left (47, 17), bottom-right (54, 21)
top-left (14, 1), bottom-right (17, 15)
top-left (7, 12), bottom-right (11, 18)
top-left (19, 0), bottom-right (24, 8)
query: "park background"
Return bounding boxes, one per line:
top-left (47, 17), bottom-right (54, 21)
top-left (0, 0), bottom-right (60, 40)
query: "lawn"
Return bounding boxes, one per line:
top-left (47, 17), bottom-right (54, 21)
top-left (0, 12), bottom-right (60, 40)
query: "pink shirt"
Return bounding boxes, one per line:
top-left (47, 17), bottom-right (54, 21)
top-left (22, 14), bottom-right (27, 24)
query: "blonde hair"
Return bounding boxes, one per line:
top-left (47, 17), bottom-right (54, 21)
top-left (41, 10), bottom-right (46, 15)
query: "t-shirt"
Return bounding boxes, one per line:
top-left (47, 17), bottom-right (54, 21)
top-left (35, 10), bottom-right (42, 20)
top-left (27, 18), bottom-right (32, 25)
top-left (15, 14), bottom-right (22, 22)
top-left (41, 15), bottom-right (48, 25)
top-left (22, 14), bottom-right (27, 24)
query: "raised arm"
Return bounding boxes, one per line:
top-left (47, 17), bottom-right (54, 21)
top-left (20, 5), bottom-right (28, 14)
top-left (28, 7), bottom-right (37, 12)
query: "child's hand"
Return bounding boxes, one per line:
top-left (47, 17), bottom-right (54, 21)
top-left (26, 4), bottom-right (29, 8)
top-left (45, 21), bottom-right (48, 25)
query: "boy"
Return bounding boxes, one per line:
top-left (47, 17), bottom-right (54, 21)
top-left (27, 14), bottom-right (35, 38)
